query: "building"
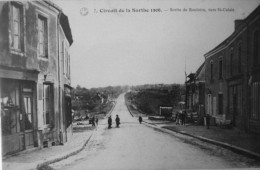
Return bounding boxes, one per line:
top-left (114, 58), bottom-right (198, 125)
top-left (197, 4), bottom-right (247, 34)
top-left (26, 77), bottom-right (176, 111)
top-left (185, 62), bottom-right (205, 118)
top-left (204, 5), bottom-right (260, 134)
top-left (58, 12), bottom-right (73, 143)
top-left (0, 1), bottom-right (73, 156)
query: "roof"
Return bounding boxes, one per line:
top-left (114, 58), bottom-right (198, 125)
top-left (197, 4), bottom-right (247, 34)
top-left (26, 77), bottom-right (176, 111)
top-left (186, 62), bottom-right (205, 83)
top-left (60, 12), bottom-right (73, 46)
top-left (195, 62), bottom-right (205, 81)
top-left (204, 4), bottom-right (260, 58)
top-left (187, 73), bottom-right (195, 78)
top-left (43, 0), bottom-right (63, 12)
top-left (42, 1), bottom-right (73, 46)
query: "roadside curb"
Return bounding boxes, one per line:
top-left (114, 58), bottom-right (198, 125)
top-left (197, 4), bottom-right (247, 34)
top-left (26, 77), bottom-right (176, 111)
top-left (126, 104), bottom-right (134, 117)
top-left (37, 99), bottom-right (117, 168)
top-left (2, 147), bottom-right (40, 160)
top-left (36, 129), bottom-right (95, 169)
top-left (124, 96), bottom-right (134, 117)
top-left (143, 121), bottom-right (260, 160)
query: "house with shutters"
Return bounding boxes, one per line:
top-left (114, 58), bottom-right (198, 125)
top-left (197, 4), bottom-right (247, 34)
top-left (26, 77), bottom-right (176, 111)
top-left (0, 0), bottom-right (73, 156)
top-left (185, 62), bottom-right (205, 119)
top-left (204, 5), bottom-right (260, 134)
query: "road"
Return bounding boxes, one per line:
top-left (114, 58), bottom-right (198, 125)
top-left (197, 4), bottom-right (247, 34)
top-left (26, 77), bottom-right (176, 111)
top-left (51, 93), bottom-right (256, 170)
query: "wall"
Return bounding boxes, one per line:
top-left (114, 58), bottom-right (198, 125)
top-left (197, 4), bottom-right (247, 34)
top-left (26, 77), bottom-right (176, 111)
top-left (59, 24), bottom-right (72, 143)
top-left (0, 1), bottom-right (62, 152)
top-left (205, 49), bottom-right (228, 123)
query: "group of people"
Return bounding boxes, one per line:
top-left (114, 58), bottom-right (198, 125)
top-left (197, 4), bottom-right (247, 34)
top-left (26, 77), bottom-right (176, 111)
top-left (91, 116), bottom-right (99, 127)
top-left (175, 111), bottom-right (186, 125)
top-left (106, 115), bottom-right (144, 128)
top-left (108, 115), bottom-right (120, 128)
top-left (107, 115), bottom-right (143, 128)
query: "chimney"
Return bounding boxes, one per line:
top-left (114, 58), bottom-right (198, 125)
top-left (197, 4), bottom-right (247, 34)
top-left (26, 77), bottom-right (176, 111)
top-left (234, 19), bottom-right (244, 30)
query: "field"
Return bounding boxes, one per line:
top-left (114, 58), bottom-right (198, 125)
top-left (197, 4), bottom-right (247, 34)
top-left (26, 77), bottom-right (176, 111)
top-left (125, 89), bottom-right (181, 116)
top-left (73, 101), bottom-right (115, 121)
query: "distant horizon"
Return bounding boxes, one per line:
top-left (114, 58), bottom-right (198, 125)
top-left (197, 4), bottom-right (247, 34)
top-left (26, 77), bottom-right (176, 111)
top-left (54, 0), bottom-right (260, 89)
top-left (75, 82), bottom-right (186, 89)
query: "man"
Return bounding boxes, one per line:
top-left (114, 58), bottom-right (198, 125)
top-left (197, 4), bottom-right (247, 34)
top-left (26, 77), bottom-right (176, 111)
top-left (206, 114), bottom-right (210, 129)
top-left (95, 116), bottom-right (99, 126)
top-left (92, 117), bottom-right (95, 127)
top-left (182, 110), bottom-right (186, 125)
top-left (115, 115), bottom-right (120, 128)
top-left (108, 116), bottom-right (112, 129)
top-left (139, 116), bottom-right (143, 124)
top-left (176, 112), bottom-right (180, 125)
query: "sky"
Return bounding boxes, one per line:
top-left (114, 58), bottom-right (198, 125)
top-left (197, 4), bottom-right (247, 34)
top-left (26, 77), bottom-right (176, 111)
top-left (54, 0), bottom-right (260, 88)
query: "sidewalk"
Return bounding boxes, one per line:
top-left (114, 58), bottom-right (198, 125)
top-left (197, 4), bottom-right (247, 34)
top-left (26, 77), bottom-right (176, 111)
top-left (143, 118), bottom-right (260, 159)
top-left (2, 121), bottom-right (95, 170)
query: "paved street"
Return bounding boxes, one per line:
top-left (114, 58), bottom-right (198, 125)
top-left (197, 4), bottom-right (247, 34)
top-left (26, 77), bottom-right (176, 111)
top-left (50, 94), bottom-right (257, 170)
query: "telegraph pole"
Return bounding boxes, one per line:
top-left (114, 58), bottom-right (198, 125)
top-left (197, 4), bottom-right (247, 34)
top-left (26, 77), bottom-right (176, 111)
top-left (185, 56), bottom-right (188, 111)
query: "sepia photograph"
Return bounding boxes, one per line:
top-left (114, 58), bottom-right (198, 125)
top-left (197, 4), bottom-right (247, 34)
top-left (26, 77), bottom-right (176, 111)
top-left (0, 0), bottom-right (260, 169)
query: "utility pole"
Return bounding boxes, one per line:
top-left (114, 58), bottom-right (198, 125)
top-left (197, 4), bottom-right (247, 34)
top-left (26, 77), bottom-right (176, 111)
top-left (185, 56), bottom-right (188, 111)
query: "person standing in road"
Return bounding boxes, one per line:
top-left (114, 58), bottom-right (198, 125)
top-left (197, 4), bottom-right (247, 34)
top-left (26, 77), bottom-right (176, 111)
top-left (138, 116), bottom-right (142, 124)
top-left (95, 116), bottom-right (99, 126)
top-left (115, 115), bottom-right (120, 128)
top-left (180, 112), bottom-right (184, 125)
top-left (92, 117), bottom-right (95, 127)
top-left (176, 112), bottom-right (180, 125)
top-left (108, 116), bottom-right (112, 129)
top-left (182, 110), bottom-right (186, 125)
top-left (206, 114), bottom-right (210, 129)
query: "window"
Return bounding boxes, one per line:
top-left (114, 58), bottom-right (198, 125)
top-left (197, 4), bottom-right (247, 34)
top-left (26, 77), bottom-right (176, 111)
top-left (38, 15), bottom-right (48, 58)
top-left (218, 57), bottom-right (223, 79)
top-left (230, 48), bottom-right (234, 76)
top-left (62, 41), bottom-right (66, 75)
top-left (23, 95), bottom-right (32, 130)
top-left (10, 3), bottom-right (23, 51)
top-left (63, 42), bottom-right (70, 77)
top-left (68, 54), bottom-right (70, 76)
top-left (210, 60), bottom-right (213, 81)
top-left (64, 43), bottom-right (67, 75)
top-left (207, 94), bottom-right (212, 115)
top-left (253, 30), bottom-right (259, 65)
top-left (251, 81), bottom-right (260, 120)
top-left (43, 84), bottom-right (52, 125)
top-left (1, 80), bottom-right (19, 135)
top-left (238, 43), bottom-right (242, 73)
top-left (218, 93), bottom-right (223, 115)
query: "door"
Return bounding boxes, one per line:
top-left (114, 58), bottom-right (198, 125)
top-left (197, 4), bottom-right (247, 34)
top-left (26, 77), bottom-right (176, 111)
top-left (229, 85), bottom-right (242, 126)
top-left (207, 94), bottom-right (212, 115)
top-left (65, 97), bottom-right (72, 128)
top-left (21, 93), bottom-right (34, 149)
top-left (232, 90), bottom-right (238, 126)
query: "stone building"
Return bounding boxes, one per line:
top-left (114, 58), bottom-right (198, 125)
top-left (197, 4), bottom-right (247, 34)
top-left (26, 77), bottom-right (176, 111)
top-left (0, 1), bottom-right (73, 156)
top-left (185, 62), bottom-right (205, 118)
top-left (58, 12), bottom-right (73, 143)
top-left (204, 5), bottom-right (260, 134)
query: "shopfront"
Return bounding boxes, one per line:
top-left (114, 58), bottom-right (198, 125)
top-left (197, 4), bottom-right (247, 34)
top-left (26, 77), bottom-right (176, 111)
top-left (64, 85), bottom-right (72, 142)
top-left (1, 78), bottom-right (37, 155)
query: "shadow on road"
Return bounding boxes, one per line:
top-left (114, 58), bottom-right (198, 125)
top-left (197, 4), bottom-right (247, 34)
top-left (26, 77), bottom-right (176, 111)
top-left (73, 126), bottom-right (95, 133)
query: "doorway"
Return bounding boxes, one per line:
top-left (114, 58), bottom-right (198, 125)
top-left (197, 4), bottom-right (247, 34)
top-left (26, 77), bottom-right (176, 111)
top-left (20, 88), bottom-right (34, 149)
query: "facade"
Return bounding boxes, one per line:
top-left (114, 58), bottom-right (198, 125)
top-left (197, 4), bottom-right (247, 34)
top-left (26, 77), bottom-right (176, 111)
top-left (204, 5), bottom-right (260, 134)
top-left (185, 62), bottom-right (205, 118)
top-left (58, 12), bottom-right (73, 143)
top-left (0, 1), bottom-right (73, 156)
